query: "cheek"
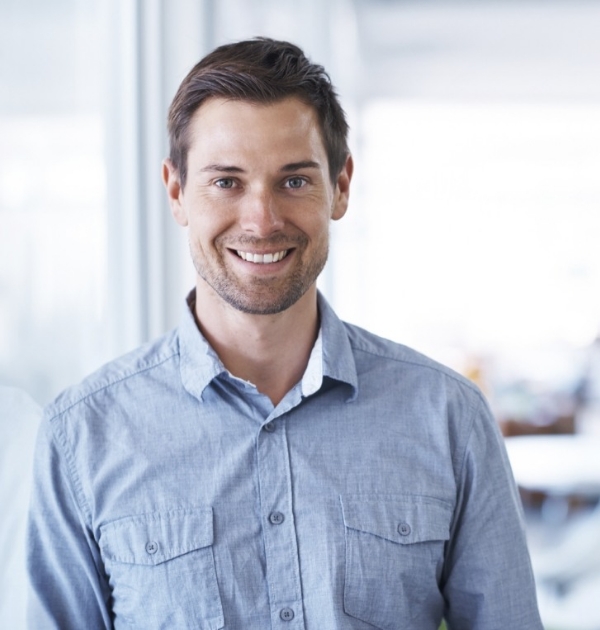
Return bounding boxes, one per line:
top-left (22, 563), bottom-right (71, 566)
top-left (307, 214), bottom-right (332, 240)
top-left (186, 208), bottom-right (229, 238)
top-left (290, 199), bottom-right (332, 229)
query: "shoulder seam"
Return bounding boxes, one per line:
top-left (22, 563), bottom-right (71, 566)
top-left (349, 339), bottom-right (482, 398)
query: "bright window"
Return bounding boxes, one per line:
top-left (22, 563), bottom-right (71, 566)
top-left (0, 2), bottom-right (109, 404)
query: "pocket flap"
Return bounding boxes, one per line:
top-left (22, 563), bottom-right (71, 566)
top-left (341, 496), bottom-right (451, 544)
top-left (100, 507), bottom-right (214, 566)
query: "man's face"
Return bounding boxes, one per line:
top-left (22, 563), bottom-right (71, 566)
top-left (163, 97), bottom-right (352, 315)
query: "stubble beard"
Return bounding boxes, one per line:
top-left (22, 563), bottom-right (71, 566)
top-left (190, 234), bottom-right (329, 315)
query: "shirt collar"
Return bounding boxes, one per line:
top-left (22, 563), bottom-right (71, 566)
top-left (178, 289), bottom-right (358, 403)
top-left (178, 291), bottom-right (228, 401)
top-left (317, 291), bottom-right (358, 401)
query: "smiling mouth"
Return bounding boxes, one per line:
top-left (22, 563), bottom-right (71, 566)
top-left (235, 249), bottom-right (291, 264)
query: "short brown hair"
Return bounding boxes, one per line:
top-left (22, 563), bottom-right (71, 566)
top-left (167, 37), bottom-right (349, 188)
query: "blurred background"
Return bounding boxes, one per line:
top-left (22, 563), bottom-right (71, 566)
top-left (1, 0), bottom-right (599, 627)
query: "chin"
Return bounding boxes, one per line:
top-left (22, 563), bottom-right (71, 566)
top-left (220, 291), bottom-right (305, 315)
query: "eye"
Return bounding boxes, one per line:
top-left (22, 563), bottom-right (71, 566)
top-left (285, 176), bottom-right (307, 189)
top-left (215, 178), bottom-right (235, 189)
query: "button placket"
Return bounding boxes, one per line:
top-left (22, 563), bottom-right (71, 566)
top-left (257, 413), bottom-right (304, 626)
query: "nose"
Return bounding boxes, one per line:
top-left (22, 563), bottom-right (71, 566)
top-left (238, 187), bottom-right (285, 237)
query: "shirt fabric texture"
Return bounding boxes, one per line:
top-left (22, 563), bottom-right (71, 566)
top-left (27, 292), bottom-right (543, 630)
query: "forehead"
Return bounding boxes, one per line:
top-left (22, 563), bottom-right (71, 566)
top-left (187, 97), bottom-right (327, 161)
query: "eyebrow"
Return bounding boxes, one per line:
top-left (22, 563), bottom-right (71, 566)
top-left (199, 160), bottom-right (322, 174)
top-left (280, 161), bottom-right (321, 172)
top-left (199, 164), bottom-right (245, 174)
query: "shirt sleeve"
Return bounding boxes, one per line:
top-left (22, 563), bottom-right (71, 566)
top-left (26, 414), bottom-right (113, 629)
top-left (441, 392), bottom-right (544, 630)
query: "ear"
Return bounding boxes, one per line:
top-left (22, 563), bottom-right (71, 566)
top-left (331, 154), bottom-right (353, 221)
top-left (162, 158), bottom-right (188, 226)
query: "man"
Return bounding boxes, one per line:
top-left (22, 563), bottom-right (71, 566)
top-left (27, 38), bottom-right (543, 629)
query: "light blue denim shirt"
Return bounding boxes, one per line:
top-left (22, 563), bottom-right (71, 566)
top-left (27, 292), bottom-right (542, 630)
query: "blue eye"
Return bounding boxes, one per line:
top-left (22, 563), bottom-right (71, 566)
top-left (287, 177), bottom-right (306, 189)
top-left (215, 178), bottom-right (234, 189)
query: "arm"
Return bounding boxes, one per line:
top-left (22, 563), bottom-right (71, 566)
top-left (27, 416), bottom-right (113, 629)
top-left (441, 394), bottom-right (543, 629)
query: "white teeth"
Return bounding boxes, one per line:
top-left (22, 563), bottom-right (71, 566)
top-left (236, 250), bottom-right (289, 264)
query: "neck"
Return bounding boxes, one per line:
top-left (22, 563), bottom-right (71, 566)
top-left (193, 283), bottom-right (320, 406)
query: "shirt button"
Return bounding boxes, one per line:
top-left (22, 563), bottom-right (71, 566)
top-left (398, 522), bottom-right (411, 536)
top-left (145, 541), bottom-right (159, 554)
top-left (280, 607), bottom-right (294, 621)
top-left (263, 422), bottom-right (276, 432)
top-left (269, 511), bottom-right (285, 525)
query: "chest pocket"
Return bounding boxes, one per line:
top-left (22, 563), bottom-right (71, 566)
top-left (341, 496), bottom-right (451, 630)
top-left (99, 507), bottom-right (224, 630)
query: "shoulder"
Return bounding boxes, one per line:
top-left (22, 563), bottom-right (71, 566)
top-left (341, 320), bottom-right (491, 430)
top-left (44, 329), bottom-right (180, 422)
top-left (344, 321), bottom-right (480, 395)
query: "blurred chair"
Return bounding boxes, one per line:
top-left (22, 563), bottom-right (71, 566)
top-left (0, 386), bottom-right (41, 629)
